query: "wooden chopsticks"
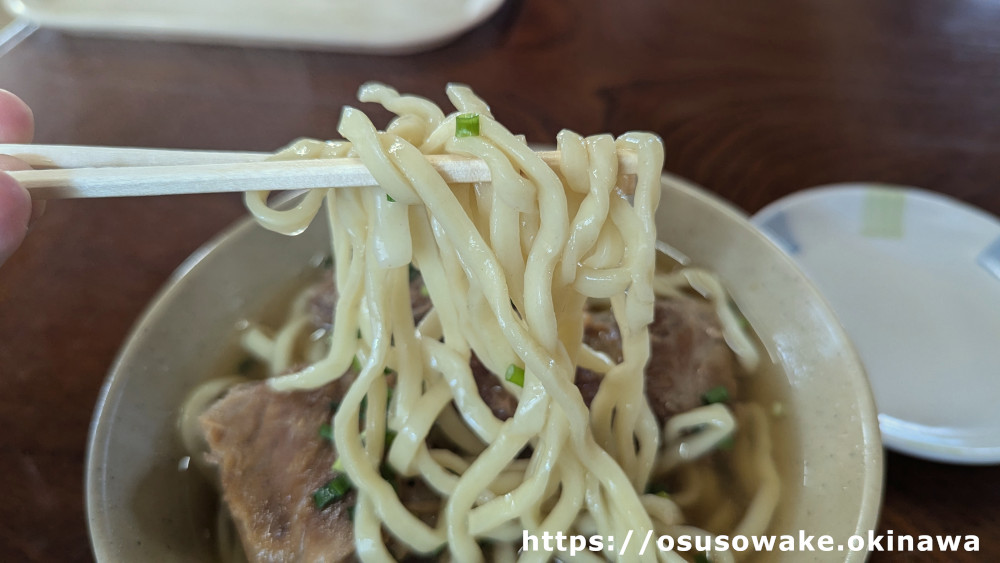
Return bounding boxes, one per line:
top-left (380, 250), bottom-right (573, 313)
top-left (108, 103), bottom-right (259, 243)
top-left (0, 144), bottom-right (271, 169)
top-left (0, 144), bottom-right (640, 200)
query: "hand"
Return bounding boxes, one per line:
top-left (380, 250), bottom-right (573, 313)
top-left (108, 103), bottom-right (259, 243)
top-left (0, 89), bottom-right (39, 265)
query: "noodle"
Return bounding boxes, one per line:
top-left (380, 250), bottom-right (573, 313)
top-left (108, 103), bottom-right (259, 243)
top-left (180, 83), bottom-right (780, 562)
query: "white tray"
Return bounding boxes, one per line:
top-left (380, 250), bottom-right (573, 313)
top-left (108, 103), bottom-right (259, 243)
top-left (3, 0), bottom-right (505, 53)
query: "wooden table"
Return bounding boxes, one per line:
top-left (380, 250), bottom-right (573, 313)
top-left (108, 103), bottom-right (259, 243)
top-left (1, 1), bottom-right (998, 561)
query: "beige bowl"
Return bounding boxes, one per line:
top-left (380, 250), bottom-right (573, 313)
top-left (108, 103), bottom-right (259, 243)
top-left (86, 175), bottom-right (883, 561)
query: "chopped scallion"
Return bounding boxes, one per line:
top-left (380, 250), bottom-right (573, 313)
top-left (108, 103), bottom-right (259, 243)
top-left (352, 356), bottom-right (362, 372)
top-left (387, 194), bottom-right (396, 203)
top-left (313, 473), bottom-right (352, 510)
top-left (319, 423), bottom-right (334, 442)
top-left (419, 284), bottom-right (429, 297)
top-left (329, 473), bottom-right (352, 495)
top-left (694, 553), bottom-right (711, 563)
top-left (312, 487), bottom-right (337, 510)
top-left (505, 364), bottom-right (525, 387)
top-left (702, 385), bottom-right (730, 405)
top-left (455, 113), bottom-right (480, 138)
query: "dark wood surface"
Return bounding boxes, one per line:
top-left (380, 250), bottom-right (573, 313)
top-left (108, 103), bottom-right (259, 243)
top-left (1, 1), bottom-right (998, 561)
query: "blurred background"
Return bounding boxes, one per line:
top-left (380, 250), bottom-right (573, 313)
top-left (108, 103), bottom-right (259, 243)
top-left (0, 0), bottom-right (998, 561)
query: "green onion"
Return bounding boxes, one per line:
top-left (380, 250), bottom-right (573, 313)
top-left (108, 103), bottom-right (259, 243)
top-left (455, 113), bottom-right (480, 138)
top-left (332, 457), bottom-right (345, 473)
top-left (702, 385), bottom-right (730, 405)
top-left (352, 356), bottom-right (362, 372)
top-left (387, 194), bottom-right (396, 203)
top-left (319, 423), bottom-right (334, 442)
top-left (384, 366), bottom-right (393, 375)
top-left (505, 364), bottom-right (525, 387)
top-left (385, 429), bottom-right (398, 452)
top-left (419, 284), bottom-right (429, 297)
top-left (312, 487), bottom-right (338, 510)
top-left (694, 553), bottom-right (711, 563)
top-left (313, 473), bottom-right (352, 510)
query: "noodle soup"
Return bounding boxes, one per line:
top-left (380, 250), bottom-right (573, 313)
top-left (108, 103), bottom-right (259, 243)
top-left (178, 84), bottom-right (790, 562)
top-left (184, 253), bottom-right (799, 562)
top-left (86, 84), bottom-right (879, 563)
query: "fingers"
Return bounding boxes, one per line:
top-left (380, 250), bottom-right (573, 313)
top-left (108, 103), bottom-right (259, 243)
top-left (0, 89), bottom-right (37, 264)
top-left (0, 89), bottom-right (34, 143)
top-left (0, 154), bottom-right (41, 226)
top-left (0, 170), bottom-right (31, 265)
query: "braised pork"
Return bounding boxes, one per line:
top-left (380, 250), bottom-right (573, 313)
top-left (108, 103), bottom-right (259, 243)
top-left (201, 381), bottom-right (354, 563)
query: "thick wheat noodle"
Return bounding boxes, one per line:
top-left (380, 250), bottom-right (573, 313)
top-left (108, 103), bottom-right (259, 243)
top-left (180, 83), bottom-right (779, 562)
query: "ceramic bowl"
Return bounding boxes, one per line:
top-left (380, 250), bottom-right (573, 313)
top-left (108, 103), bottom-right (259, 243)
top-left (86, 175), bottom-right (883, 561)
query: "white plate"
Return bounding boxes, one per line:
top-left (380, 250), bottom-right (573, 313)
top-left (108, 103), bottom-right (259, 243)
top-left (3, 0), bottom-right (506, 53)
top-left (753, 184), bottom-right (1000, 464)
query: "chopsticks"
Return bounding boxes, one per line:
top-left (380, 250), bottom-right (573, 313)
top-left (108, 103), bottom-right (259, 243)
top-left (0, 144), bottom-right (640, 200)
top-left (0, 144), bottom-right (271, 169)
